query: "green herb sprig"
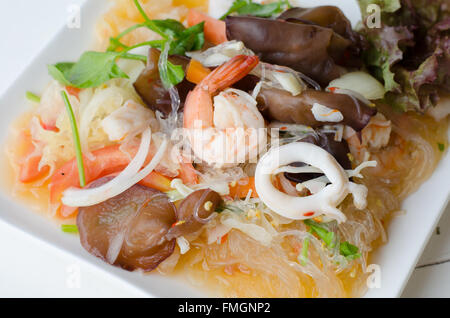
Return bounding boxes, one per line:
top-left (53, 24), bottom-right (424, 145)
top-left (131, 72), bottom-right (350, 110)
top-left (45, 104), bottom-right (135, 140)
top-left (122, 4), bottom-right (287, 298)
top-left (339, 241), bottom-right (361, 260)
top-left (220, 0), bottom-right (292, 20)
top-left (26, 91), bottom-right (41, 103)
top-left (304, 219), bottom-right (361, 261)
top-left (61, 224), bottom-right (79, 234)
top-left (304, 219), bottom-right (336, 247)
top-left (61, 91), bottom-right (86, 188)
top-left (158, 40), bottom-right (185, 89)
top-left (299, 235), bottom-right (310, 266)
top-left (48, 0), bottom-right (205, 90)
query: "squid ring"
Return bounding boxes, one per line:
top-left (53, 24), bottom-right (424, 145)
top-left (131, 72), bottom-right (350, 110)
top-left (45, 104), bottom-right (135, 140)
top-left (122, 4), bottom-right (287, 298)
top-left (255, 142), bottom-right (368, 223)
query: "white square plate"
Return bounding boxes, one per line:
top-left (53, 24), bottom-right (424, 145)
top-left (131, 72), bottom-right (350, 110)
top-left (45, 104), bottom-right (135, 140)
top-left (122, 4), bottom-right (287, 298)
top-left (0, 0), bottom-right (448, 298)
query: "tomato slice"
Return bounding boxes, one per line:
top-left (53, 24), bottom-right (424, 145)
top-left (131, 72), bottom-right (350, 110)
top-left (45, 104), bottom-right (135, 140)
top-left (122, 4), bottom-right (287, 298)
top-left (50, 145), bottom-right (179, 217)
top-left (178, 161), bottom-right (199, 185)
top-left (17, 130), bottom-right (50, 183)
top-left (19, 153), bottom-right (50, 183)
top-left (65, 86), bottom-right (81, 99)
top-left (187, 9), bottom-right (227, 45)
top-left (38, 117), bottom-right (59, 132)
top-left (50, 145), bottom-right (128, 207)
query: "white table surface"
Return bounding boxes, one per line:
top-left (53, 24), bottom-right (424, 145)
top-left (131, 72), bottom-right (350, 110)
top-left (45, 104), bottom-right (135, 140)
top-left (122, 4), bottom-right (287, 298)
top-left (0, 0), bottom-right (448, 298)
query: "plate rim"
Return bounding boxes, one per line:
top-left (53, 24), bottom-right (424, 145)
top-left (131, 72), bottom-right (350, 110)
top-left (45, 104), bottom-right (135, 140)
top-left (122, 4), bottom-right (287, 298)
top-left (0, 0), bottom-right (448, 298)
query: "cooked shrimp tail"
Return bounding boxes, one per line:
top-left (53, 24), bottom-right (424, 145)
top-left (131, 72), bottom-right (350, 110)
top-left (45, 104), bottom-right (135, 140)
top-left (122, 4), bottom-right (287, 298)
top-left (202, 55), bottom-right (260, 94)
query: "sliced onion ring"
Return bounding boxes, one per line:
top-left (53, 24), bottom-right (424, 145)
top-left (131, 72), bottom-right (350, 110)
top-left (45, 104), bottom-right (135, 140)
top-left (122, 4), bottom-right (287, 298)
top-left (255, 142), bottom-right (371, 223)
top-left (62, 128), bottom-right (168, 207)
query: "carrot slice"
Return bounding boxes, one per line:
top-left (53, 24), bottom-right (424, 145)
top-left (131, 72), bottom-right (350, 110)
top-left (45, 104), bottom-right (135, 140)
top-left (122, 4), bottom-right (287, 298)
top-left (187, 9), bottom-right (227, 45)
top-left (186, 59), bottom-right (211, 84)
top-left (229, 177), bottom-right (258, 199)
top-left (140, 172), bottom-right (173, 192)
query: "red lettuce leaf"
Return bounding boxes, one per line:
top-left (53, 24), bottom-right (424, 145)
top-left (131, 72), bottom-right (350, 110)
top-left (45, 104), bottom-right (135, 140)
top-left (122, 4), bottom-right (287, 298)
top-left (358, 0), bottom-right (450, 111)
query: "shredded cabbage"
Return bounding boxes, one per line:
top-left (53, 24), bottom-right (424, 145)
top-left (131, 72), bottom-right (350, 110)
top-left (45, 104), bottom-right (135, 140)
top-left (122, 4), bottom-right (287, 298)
top-left (32, 66), bottom-right (149, 168)
top-left (220, 211), bottom-right (273, 246)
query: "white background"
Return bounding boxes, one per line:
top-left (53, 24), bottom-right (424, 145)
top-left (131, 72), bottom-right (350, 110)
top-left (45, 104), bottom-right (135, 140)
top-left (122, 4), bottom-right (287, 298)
top-left (0, 0), bottom-right (448, 297)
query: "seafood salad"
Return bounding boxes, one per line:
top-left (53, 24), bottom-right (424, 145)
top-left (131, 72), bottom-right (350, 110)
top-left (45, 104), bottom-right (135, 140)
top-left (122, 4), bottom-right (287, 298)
top-left (4, 0), bottom-right (449, 297)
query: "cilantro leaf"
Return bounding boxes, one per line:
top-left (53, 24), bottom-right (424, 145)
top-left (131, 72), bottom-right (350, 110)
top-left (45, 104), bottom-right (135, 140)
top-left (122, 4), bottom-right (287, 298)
top-left (67, 51), bottom-right (129, 88)
top-left (220, 0), bottom-right (249, 20)
top-left (48, 62), bottom-right (75, 86)
top-left (304, 220), bottom-right (361, 260)
top-left (49, 1), bottom-right (204, 90)
top-left (237, 2), bottom-right (282, 17)
top-left (151, 19), bottom-right (186, 36)
top-left (169, 22), bottom-right (205, 55)
top-left (304, 219), bottom-right (336, 248)
top-left (107, 19), bottom-right (204, 57)
top-left (339, 241), bottom-right (361, 260)
top-left (220, 0), bottom-right (291, 20)
top-left (182, 22), bottom-right (205, 51)
top-left (167, 60), bottom-right (185, 86)
top-left (48, 52), bottom-right (129, 88)
top-left (158, 40), bottom-right (185, 89)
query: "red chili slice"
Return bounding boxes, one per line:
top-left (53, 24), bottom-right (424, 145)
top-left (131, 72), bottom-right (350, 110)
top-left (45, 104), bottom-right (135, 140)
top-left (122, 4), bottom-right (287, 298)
top-left (77, 177), bottom-right (177, 272)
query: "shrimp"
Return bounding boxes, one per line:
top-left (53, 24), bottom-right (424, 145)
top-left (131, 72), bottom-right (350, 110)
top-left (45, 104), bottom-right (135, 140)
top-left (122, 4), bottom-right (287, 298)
top-left (183, 55), bottom-right (266, 167)
top-left (345, 113), bottom-right (392, 163)
top-left (344, 113), bottom-right (409, 176)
